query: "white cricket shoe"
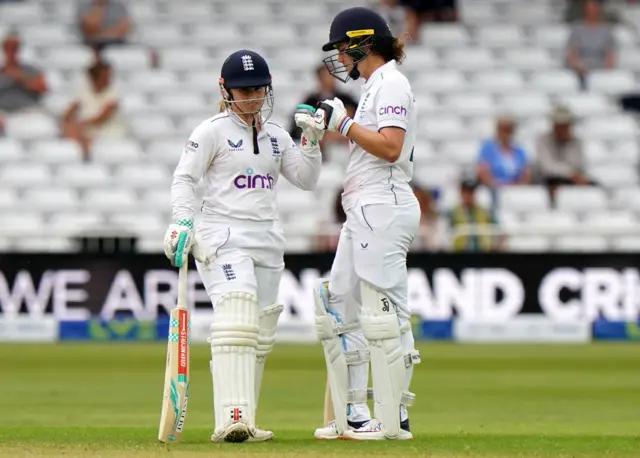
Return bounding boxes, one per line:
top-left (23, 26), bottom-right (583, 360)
top-left (313, 419), bottom-right (370, 440)
top-left (342, 419), bottom-right (414, 441)
top-left (211, 422), bottom-right (251, 443)
top-left (247, 426), bottom-right (274, 442)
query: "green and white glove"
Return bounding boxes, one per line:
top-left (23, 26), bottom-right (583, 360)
top-left (163, 219), bottom-right (210, 267)
top-left (314, 97), bottom-right (354, 137)
top-left (294, 104), bottom-right (324, 151)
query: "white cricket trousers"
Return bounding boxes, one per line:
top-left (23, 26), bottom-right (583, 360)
top-left (327, 201), bottom-right (421, 422)
top-left (194, 216), bottom-right (285, 310)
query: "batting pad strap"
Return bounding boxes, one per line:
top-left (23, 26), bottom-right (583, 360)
top-left (345, 349), bottom-right (370, 365)
top-left (336, 322), bottom-right (360, 336)
top-left (256, 303), bottom-right (284, 360)
top-left (347, 388), bottom-right (369, 404)
top-left (401, 391), bottom-right (416, 406)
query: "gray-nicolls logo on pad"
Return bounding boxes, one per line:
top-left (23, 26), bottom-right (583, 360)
top-left (241, 55), bottom-right (254, 71)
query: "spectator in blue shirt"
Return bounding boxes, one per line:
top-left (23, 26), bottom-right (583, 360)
top-left (476, 115), bottom-right (531, 191)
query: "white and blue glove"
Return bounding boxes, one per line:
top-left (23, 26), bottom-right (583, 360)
top-left (163, 219), bottom-right (210, 267)
top-left (294, 104), bottom-right (324, 151)
top-left (314, 97), bottom-right (354, 137)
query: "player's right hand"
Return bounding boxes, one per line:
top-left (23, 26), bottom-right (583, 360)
top-left (164, 219), bottom-right (195, 268)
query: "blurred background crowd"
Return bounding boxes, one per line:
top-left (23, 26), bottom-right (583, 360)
top-left (2, 0), bottom-right (640, 254)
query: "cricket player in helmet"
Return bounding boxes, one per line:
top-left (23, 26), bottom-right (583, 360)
top-left (312, 7), bottom-right (421, 441)
top-left (164, 49), bottom-right (325, 443)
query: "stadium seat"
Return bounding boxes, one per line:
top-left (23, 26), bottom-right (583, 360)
top-left (402, 47), bottom-right (439, 71)
top-left (530, 24), bottom-right (570, 48)
top-left (420, 115), bottom-right (466, 140)
top-left (22, 187), bottom-right (80, 211)
top-left (498, 186), bottom-right (550, 213)
top-left (471, 70), bottom-right (524, 93)
top-left (82, 188), bottom-right (139, 212)
top-left (155, 92), bottom-right (208, 115)
top-left (276, 3), bottom-right (326, 22)
top-left (588, 70), bottom-right (636, 95)
top-left (40, 45), bottom-right (94, 71)
top-left (611, 236), bottom-right (640, 252)
top-left (4, 112), bottom-right (58, 140)
top-left (443, 48), bottom-right (495, 70)
top-left (141, 189), bottom-right (172, 212)
top-left (109, 212), bottom-right (165, 235)
top-left (20, 23), bottom-right (74, 46)
top-left (247, 25), bottom-right (298, 47)
top-left (617, 48), bottom-right (640, 71)
top-left (0, 213), bottom-right (45, 236)
top-left (103, 46), bottom-right (152, 71)
top-left (443, 93), bottom-right (495, 117)
top-left (127, 70), bottom-right (180, 92)
top-left (30, 140), bottom-right (83, 164)
top-left (521, 211), bottom-right (577, 233)
top-left (134, 23), bottom-right (187, 46)
top-left (555, 186), bottom-right (608, 212)
top-left (92, 139), bottom-right (143, 164)
top-left (583, 211), bottom-right (636, 234)
top-left (13, 238), bottom-right (76, 253)
top-left (583, 141), bottom-right (609, 165)
top-left (421, 24), bottom-right (470, 47)
top-left (502, 48), bottom-right (556, 71)
top-left (557, 93), bottom-right (613, 117)
top-left (530, 70), bottom-right (580, 94)
top-left (498, 93), bottom-right (551, 118)
top-left (0, 138), bottom-right (26, 163)
top-left (578, 115), bottom-right (638, 141)
top-left (416, 70), bottom-right (467, 93)
top-left (613, 25), bottom-right (638, 47)
top-left (589, 165), bottom-right (639, 188)
top-left (613, 141), bottom-right (640, 165)
top-left (226, 2), bottom-right (273, 21)
top-left (506, 236), bottom-right (552, 252)
top-left (555, 235), bottom-right (608, 252)
top-left (441, 139), bottom-right (480, 165)
top-left (48, 212), bottom-right (104, 236)
top-left (476, 24), bottom-right (525, 48)
top-left (0, 188), bottom-right (18, 210)
top-left (0, 2), bottom-right (43, 25)
top-left (129, 115), bottom-right (177, 140)
top-left (147, 138), bottom-right (188, 166)
top-left (165, 1), bottom-right (214, 21)
top-left (56, 164), bottom-right (111, 188)
top-left (0, 164), bottom-right (51, 188)
top-left (114, 164), bottom-right (171, 188)
top-left (412, 162), bottom-right (460, 189)
top-left (160, 47), bottom-right (213, 71)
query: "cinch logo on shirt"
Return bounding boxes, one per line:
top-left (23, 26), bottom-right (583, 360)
top-left (233, 167), bottom-right (274, 189)
top-left (379, 105), bottom-right (407, 116)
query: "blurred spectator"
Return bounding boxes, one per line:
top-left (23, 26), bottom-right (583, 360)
top-left (62, 60), bottom-right (125, 159)
top-left (411, 185), bottom-right (447, 251)
top-left (290, 65), bottom-right (358, 161)
top-left (315, 188), bottom-right (347, 252)
top-left (535, 105), bottom-right (595, 202)
top-left (0, 31), bottom-right (48, 126)
top-left (476, 115), bottom-right (531, 192)
top-left (448, 179), bottom-right (496, 253)
top-left (78, 0), bottom-right (131, 55)
top-left (400, 0), bottom-right (458, 44)
top-left (566, 0), bottom-right (616, 90)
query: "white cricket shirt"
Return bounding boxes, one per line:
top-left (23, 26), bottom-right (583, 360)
top-left (342, 60), bottom-right (417, 211)
top-left (171, 112), bottom-right (321, 222)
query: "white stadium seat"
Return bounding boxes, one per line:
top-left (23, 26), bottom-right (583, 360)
top-left (5, 112), bottom-right (58, 140)
top-left (165, 1), bottom-right (214, 21)
top-left (476, 25), bottom-right (525, 48)
top-left (49, 212), bottom-right (104, 236)
top-left (471, 70), bottom-right (524, 93)
top-left (92, 139), bottom-right (143, 164)
top-left (20, 24), bottom-right (75, 46)
top-left (555, 186), bottom-right (608, 212)
top-left (247, 25), bottom-right (298, 47)
top-left (583, 211), bottom-right (636, 233)
top-left (155, 92), bottom-right (208, 115)
top-left (583, 141), bottom-right (609, 165)
top-left (417, 70), bottom-right (467, 93)
top-left (498, 186), bottom-right (550, 213)
top-left (506, 236), bottom-right (551, 252)
top-left (0, 2), bottom-right (43, 25)
top-left (555, 236), bottom-right (608, 252)
top-left (225, 2), bottom-right (273, 21)
top-left (557, 93), bottom-right (613, 117)
top-left (403, 47), bottom-right (439, 71)
top-left (420, 115), bottom-right (466, 140)
top-left (30, 140), bottom-right (83, 164)
top-left (498, 93), bottom-right (551, 118)
top-left (421, 24), bottom-right (470, 47)
top-left (193, 24), bottom-right (243, 48)
top-left (129, 115), bottom-right (177, 140)
top-left (160, 47), bottom-right (213, 71)
top-left (502, 48), bottom-right (556, 71)
top-left (412, 162), bottom-right (459, 189)
top-left (441, 140), bottom-right (480, 165)
top-left (109, 212), bottom-right (165, 235)
top-left (127, 71), bottom-right (180, 92)
top-left (589, 165), bottom-right (639, 188)
top-left (443, 93), bottom-right (495, 117)
top-left (612, 236), bottom-right (640, 252)
top-left (13, 238), bottom-right (76, 253)
top-left (102, 46), bottom-right (152, 71)
top-left (83, 189), bottom-right (139, 212)
top-left (0, 188), bottom-right (18, 210)
top-left (147, 139), bottom-right (186, 166)
top-left (0, 213), bottom-right (45, 236)
top-left (114, 164), bottom-right (171, 188)
top-left (522, 211), bottom-right (577, 233)
top-left (0, 138), bottom-right (26, 163)
top-left (530, 70), bottom-right (580, 94)
top-left (443, 48), bottom-right (495, 70)
top-left (134, 24), bottom-right (187, 46)
top-left (578, 115), bottom-right (638, 141)
top-left (141, 189), bottom-right (172, 212)
top-left (0, 164), bottom-right (51, 188)
top-left (40, 45), bottom-right (94, 71)
top-left (588, 70), bottom-right (636, 95)
top-left (56, 164), bottom-right (111, 188)
top-left (22, 188), bottom-right (79, 211)
top-left (530, 24), bottom-right (570, 48)
top-left (617, 48), bottom-right (640, 71)
top-left (277, 3), bottom-right (326, 22)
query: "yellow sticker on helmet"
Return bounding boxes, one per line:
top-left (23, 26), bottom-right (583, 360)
top-left (346, 29), bottom-right (375, 38)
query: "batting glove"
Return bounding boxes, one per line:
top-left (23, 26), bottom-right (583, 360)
top-left (163, 219), bottom-right (211, 267)
top-left (314, 97), bottom-right (354, 137)
top-left (294, 104), bottom-right (324, 151)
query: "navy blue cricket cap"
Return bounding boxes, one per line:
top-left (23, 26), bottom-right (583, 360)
top-left (322, 7), bottom-right (393, 52)
top-left (220, 49), bottom-right (272, 89)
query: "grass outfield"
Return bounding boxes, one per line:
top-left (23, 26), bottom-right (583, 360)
top-left (0, 343), bottom-right (638, 457)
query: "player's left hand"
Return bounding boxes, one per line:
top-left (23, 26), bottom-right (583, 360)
top-left (294, 104), bottom-right (324, 149)
top-left (314, 97), bottom-right (354, 136)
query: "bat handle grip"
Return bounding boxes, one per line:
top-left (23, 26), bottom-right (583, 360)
top-left (177, 255), bottom-right (189, 308)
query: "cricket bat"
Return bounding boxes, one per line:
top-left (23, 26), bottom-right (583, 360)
top-left (158, 259), bottom-right (190, 443)
top-left (323, 377), bottom-right (334, 425)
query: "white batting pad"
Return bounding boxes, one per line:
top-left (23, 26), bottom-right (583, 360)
top-left (208, 292), bottom-right (260, 434)
top-left (359, 281), bottom-right (405, 439)
top-left (255, 303), bottom-right (284, 410)
top-left (314, 280), bottom-right (349, 435)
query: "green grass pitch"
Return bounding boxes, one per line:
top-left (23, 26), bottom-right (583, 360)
top-left (0, 342), bottom-right (638, 457)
